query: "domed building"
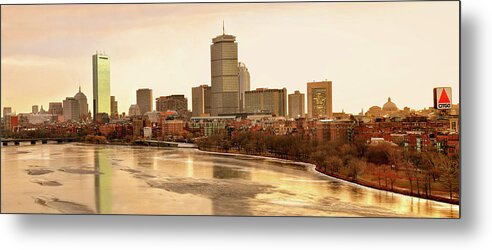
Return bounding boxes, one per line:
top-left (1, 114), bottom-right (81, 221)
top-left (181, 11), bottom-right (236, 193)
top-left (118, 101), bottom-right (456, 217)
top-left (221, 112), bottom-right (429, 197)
top-left (365, 106), bottom-right (384, 117)
top-left (382, 97), bottom-right (399, 113)
top-left (74, 86), bottom-right (89, 120)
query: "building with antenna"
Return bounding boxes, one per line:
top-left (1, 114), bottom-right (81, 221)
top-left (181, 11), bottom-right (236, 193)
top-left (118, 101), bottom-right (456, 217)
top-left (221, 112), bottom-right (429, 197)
top-left (210, 22), bottom-right (240, 116)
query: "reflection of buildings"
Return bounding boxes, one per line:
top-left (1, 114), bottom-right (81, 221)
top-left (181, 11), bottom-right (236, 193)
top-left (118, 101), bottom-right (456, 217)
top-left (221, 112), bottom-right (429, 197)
top-left (307, 81), bottom-right (332, 118)
top-left (210, 29), bottom-right (239, 116)
top-left (244, 88), bottom-right (287, 117)
top-left (94, 149), bottom-right (112, 214)
top-left (92, 52), bottom-right (111, 118)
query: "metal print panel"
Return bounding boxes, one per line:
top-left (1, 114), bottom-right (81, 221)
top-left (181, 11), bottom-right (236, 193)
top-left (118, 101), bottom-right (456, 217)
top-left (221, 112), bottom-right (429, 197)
top-left (0, 1), bottom-right (460, 218)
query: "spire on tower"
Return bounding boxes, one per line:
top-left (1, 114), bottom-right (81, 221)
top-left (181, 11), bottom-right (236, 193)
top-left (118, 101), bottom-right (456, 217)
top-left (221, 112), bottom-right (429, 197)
top-left (79, 85), bottom-right (81, 93)
top-left (222, 20), bottom-right (225, 35)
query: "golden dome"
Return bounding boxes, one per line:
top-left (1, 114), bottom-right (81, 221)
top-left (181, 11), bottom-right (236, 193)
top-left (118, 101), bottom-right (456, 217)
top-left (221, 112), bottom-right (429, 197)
top-left (383, 97), bottom-right (398, 112)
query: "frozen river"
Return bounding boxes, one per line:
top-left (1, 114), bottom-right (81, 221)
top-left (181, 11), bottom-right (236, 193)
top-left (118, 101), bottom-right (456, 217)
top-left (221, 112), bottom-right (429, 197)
top-left (1, 143), bottom-right (459, 217)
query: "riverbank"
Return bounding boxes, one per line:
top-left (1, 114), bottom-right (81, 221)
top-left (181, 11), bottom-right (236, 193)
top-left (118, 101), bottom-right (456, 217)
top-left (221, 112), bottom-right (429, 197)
top-left (197, 148), bottom-right (459, 205)
top-left (72, 140), bottom-right (459, 205)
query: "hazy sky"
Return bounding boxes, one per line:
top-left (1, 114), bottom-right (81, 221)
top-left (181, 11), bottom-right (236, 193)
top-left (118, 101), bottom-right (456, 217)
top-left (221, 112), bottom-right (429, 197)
top-left (1, 1), bottom-right (459, 114)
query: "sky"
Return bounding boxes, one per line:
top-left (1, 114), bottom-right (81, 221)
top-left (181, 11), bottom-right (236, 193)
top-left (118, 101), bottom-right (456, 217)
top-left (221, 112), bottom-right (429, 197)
top-left (1, 1), bottom-right (459, 115)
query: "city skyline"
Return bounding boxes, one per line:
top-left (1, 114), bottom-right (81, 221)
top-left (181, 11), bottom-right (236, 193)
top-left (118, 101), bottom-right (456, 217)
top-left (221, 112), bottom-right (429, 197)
top-left (1, 2), bottom-right (459, 114)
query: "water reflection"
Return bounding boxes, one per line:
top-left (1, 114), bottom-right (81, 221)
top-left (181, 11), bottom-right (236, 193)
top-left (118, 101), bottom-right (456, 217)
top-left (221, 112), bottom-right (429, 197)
top-left (94, 149), bottom-right (112, 214)
top-left (0, 144), bottom-right (459, 217)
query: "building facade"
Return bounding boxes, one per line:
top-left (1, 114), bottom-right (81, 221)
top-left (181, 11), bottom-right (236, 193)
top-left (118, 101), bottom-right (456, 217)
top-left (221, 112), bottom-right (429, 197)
top-left (210, 32), bottom-right (239, 115)
top-left (92, 53), bottom-right (111, 118)
top-left (192, 85), bottom-right (212, 117)
top-left (32, 105), bottom-right (39, 114)
top-left (63, 97), bottom-right (81, 121)
top-left (288, 90), bottom-right (305, 118)
top-left (48, 102), bottom-right (63, 116)
top-left (238, 62), bottom-right (250, 112)
top-left (74, 86), bottom-right (89, 120)
top-left (244, 88), bottom-right (287, 117)
top-left (307, 81), bottom-right (333, 118)
top-left (110, 96), bottom-right (118, 118)
top-left (136, 88), bottom-right (153, 114)
top-left (155, 95), bottom-right (188, 116)
top-left (128, 104), bottom-right (141, 117)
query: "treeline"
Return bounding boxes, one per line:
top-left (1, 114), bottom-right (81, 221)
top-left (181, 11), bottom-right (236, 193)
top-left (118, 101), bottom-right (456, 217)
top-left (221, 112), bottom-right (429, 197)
top-left (196, 130), bottom-right (459, 202)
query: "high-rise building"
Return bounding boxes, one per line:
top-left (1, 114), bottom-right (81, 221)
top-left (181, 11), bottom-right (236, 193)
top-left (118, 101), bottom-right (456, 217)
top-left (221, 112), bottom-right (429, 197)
top-left (2, 107), bottom-right (12, 120)
top-left (32, 105), bottom-right (39, 114)
top-left (63, 97), bottom-right (80, 121)
top-left (74, 86), bottom-right (89, 119)
top-left (192, 85), bottom-right (212, 117)
top-left (92, 52), bottom-right (111, 119)
top-left (48, 102), bottom-right (63, 116)
top-left (244, 88), bottom-right (287, 117)
top-left (136, 88), bottom-right (153, 114)
top-left (238, 62), bottom-right (250, 111)
top-left (110, 96), bottom-right (118, 118)
top-left (288, 90), bottom-right (305, 118)
top-left (156, 95), bottom-right (188, 116)
top-left (128, 104), bottom-right (141, 117)
top-left (307, 81), bottom-right (333, 118)
top-left (210, 28), bottom-right (239, 115)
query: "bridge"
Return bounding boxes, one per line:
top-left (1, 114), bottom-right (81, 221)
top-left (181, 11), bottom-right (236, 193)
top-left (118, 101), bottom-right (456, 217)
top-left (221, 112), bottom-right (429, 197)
top-left (1, 138), bottom-right (78, 146)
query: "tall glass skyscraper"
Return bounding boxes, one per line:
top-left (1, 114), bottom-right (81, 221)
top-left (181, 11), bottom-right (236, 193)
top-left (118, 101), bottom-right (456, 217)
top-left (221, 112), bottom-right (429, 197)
top-left (210, 30), bottom-right (239, 116)
top-left (92, 53), bottom-right (111, 119)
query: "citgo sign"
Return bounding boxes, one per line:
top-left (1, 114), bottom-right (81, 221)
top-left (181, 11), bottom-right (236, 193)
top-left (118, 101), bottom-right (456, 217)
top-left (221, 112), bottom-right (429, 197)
top-left (433, 87), bottom-right (452, 110)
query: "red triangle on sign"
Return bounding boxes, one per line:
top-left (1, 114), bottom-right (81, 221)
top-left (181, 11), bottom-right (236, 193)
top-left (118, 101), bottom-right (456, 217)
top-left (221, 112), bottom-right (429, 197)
top-left (439, 89), bottom-right (450, 103)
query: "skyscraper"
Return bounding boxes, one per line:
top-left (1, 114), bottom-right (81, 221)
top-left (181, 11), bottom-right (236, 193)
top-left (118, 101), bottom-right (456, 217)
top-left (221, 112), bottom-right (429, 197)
top-left (74, 86), bottom-right (89, 119)
top-left (137, 88), bottom-right (153, 114)
top-left (110, 96), bottom-right (118, 118)
top-left (92, 52), bottom-right (111, 119)
top-left (192, 84), bottom-right (212, 117)
top-left (244, 88), bottom-right (287, 117)
top-left (238, 62), bottom-right (250, 112)
top-left (288, 90), bottom-right (305, 118)
top-left (63, 97), bottom-right (80, 121)
top-left (210, 27), bottom-right (239, 115)
top-left (307, 81), bottom-right (333, 118)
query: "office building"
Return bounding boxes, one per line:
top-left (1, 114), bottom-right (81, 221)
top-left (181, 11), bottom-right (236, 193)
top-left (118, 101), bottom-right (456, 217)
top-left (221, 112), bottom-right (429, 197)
top-left (111, 96), bottom-right (118, 118)
top-left (3, 107), bottom-right (12, 118)
top-left (128, 104), bottom-right (141, 117)
top-left (48, 102), bottom-right (63, 116)
top-left (136, 88), bottom-right (153, 114)
top-left (192, 85), bottom-right (212, 117)
top-left (156, 95), bottom-right (188, 116)
top-left (244, 88), bottom-right (287, 117)
top-left (63, 97), bottom-right (80, 121)
top-left (238, 62), bottom-right (250, 111)
top-left (92, 52), bottom-right (111, 118)
top-left (32, 105), bottom-right (39, 114)
top-left (288, 90), bottom-right (305, 118)
top-left (210, 28), bottom-right (239, 115)
top-left (307, 81), bottom-right (333, 118)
